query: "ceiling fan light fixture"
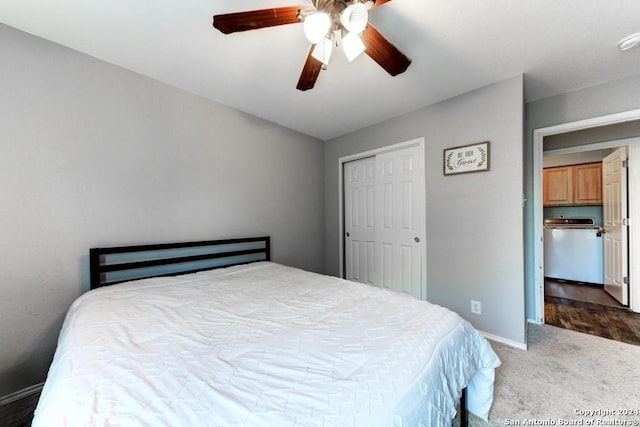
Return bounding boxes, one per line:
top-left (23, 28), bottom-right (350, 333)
top-left (342, 32), bottom-right (366, 62)
top-left (340, 3), bottom-right (368, 34)
top-left (304, 12), bottom-right (331, 44)
top-left (312, 37), bottom-right (334, 65)
top-left (212, 3), bottom-right (411, 91)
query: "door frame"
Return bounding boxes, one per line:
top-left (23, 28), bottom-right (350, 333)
top-left (533, 109), bottom-right (640, 323)
top-left (338, 137), bottom-right (426, 298)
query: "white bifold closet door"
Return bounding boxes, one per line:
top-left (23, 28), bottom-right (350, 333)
top-left (344, 145), bottom-right (425, 300)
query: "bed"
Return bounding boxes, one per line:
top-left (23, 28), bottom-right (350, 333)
top-left (33, 236), bottom-right (500, 427)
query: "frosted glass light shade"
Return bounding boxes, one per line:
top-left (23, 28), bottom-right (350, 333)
top-left (312, 37), bottom-right (334, 65)
top-left (342, 32), bottom-right (366, 62)
top-left (304, 13), bottom-right (331, 43)
top-left (340, 3), bottom-right (368, 34)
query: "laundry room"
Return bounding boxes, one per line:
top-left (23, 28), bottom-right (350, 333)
top-left (542, 147), bottom-right (625, 307)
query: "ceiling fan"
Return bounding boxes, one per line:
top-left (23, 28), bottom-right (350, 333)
top-left (212, 0), bottom-right (411, 91)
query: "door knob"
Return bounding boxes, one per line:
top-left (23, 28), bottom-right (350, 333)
top-left (414, 237), bottom-right (420, 243)
top-left (346, 232), bottom-right (350, 237)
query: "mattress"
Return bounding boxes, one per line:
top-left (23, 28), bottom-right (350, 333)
top-left (33, 262), bottom-right (500, 427)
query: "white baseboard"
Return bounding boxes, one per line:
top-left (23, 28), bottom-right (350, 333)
top-left (0, 383), bottom-right (44, 406)
top-left (527, 317), bottom-right (543, 325)
top-left (480, 331), bottom-right (528, 350)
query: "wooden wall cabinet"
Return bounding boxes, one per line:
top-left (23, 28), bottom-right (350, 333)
top-left (543, 166), bottom-right (573, 206)
top-left (543, 162), bottom-right (602, 206)
top-left (573, 162), bottom-right (603, 205)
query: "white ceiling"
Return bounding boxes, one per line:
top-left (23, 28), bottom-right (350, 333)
top-left (2, 0), bottom-right (640, 140)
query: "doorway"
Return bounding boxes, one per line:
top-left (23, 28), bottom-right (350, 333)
top-left (542, 146), bottom-right (627, 305)
top-left (338, 138), bottom-right (426, 300)
top-left (539, 139), bottom-right (640, 342)
top-left (533, 112), bottom-right (640, 324)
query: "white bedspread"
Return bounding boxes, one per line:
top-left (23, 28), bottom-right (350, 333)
top-left (34, 262), bottom-right (500, 427)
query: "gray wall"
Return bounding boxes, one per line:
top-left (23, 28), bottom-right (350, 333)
top-left (0, 24), bottom-right (325, 397)
top-left (325, 76), bottom-right (526, 345)
top-left (543, 150), bottom-right (613, 168)
top-left (544, 120), bottom-right (640, 150)
top-left (524, 73), bottom-right (640, 319)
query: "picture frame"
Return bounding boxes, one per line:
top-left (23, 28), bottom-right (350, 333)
top-left (443, 141), bottom-right (490, 175)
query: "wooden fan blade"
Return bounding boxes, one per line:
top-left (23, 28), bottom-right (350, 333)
top-left (361, 24), bottom-right (411, 76)
top-left (371, 0), bottom-right (393, 8)
top-left (296, 46), bottom-right (323, 91)
top-left (213, 6), bottom-right (303, 34)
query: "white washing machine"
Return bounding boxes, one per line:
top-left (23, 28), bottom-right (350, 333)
top-left (543, 218), bottom-right (604, 284)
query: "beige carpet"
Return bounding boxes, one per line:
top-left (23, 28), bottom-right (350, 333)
top-left (469, 323), bottom-right (640, 426)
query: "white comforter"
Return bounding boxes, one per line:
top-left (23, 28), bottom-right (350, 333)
top-left (34, 262), bottom-right (500, 427)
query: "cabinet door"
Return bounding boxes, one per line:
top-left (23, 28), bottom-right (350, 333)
top-left (573, 162), bottom-right (603, 205)
top-left (543, 166), bottom-right (573, 206)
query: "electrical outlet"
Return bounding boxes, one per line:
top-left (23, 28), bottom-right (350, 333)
top-left (471, 300), bottom-right (482, 315)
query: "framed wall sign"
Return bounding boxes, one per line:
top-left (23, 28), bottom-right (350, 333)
top-left (443, 141), bottom-right (490, 175)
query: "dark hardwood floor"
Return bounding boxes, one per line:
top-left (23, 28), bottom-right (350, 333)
top-left (544, 278), bottom-right (640, 346)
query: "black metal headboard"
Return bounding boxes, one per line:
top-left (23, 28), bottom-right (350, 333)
top-left (89, 236), bottom-right (270, 289)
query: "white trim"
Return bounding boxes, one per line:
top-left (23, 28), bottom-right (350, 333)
top-left (339, 137), bottom-right (425, 164)
top-left (481, 331), bottom-right (528, 350)
top-left (533, 128), bottom-right (545, 324)
top-left (0, 383), bottom-right (43, 406)
top-left (535, 109), bottom-right (640, 136)
top-left (533, 109), bottom-right (640, 323)
top-left (627, 142), bottom-right (640, 312)
top-left (527, 316), bottom-right (542, 325)
top-left (338, 137), bottom-right (427, 299)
